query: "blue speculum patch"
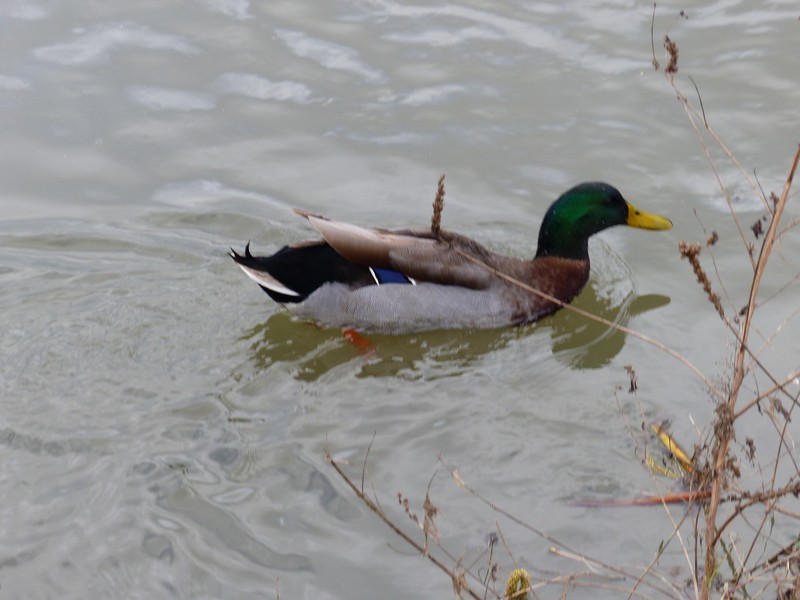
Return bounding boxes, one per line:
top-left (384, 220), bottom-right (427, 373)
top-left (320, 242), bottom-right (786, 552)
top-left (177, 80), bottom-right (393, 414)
top-left (371, 267), bottom-right (413, 285)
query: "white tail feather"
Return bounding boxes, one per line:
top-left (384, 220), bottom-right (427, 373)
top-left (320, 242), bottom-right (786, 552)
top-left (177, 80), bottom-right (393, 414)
top-left (235, 263), bottom-right (300, 297)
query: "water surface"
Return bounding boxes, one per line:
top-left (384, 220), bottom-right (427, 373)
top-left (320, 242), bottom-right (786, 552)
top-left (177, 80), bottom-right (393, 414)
top-left (2, 1), bottom-right (799, 597)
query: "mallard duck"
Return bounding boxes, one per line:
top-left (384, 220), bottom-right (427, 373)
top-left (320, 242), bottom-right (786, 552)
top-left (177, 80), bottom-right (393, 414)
top-left (230, 182), bottom-right (672, 333)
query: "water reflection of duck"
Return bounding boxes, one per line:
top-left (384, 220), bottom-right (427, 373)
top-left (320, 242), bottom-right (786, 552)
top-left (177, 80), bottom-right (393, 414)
top-left (240, 287), bottom-right (670, 380)
top-left (550, 290), bottom-right (670, 370)
top-left (231, 182), bottom-right (671, 333)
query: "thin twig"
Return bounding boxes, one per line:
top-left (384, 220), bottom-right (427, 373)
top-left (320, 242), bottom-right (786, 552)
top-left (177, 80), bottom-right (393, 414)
top-left (680, 215), bottom-right (797, 405)
top-left (629, 408), bottom-right (699, 600)
top-left (732, 392), bottom-right (800, 587)
top-left (687, 75), bottom-right (707, 127)
top-left (451, 247), bottom-right (724, 400)
top-left (674, 95), bottom-right (757, 269)
top-left (693, 212), bottom-right (736, 312)
top-left (547, 548), bottom-right (677, 600)
top-left (362, 430), bottom-right (376, 494)
top-left (712, 481), bottom-right (800, 550)
top-left (326, 449), bottom-right (485, 600)
top-left (734, 368), bottom-right (800, 419)
top-left (669, 75), bottom-right (770, 215)
top-left (496, 523), bottom-right (517, 570)
top-left (702, 145), bottom-right (800, 594)
top-left (650, 3), bottom-right (660, 70)
top-left (754, 169), bottom-right (769, 212)
top-left (441, 457), bottom-right (683, 599)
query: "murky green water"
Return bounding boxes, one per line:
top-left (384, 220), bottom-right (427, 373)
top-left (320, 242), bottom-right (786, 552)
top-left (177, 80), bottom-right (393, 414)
top-left (2, 1), bottom-right (799, 598)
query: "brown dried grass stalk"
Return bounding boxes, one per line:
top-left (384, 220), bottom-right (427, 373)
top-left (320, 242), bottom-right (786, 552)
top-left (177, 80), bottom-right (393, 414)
top-left (650, 21), bottom-right (800, 594)
top-left (678, 241), bottom-right (724, 319)
top-left (325, 447), bottom-right (487, 600)
top-left (701, 145), bottom-right (800, 598)
top-left (325, 23), bottom-right (798, 600)
top-left (431, 174), bottom-right (446, 236)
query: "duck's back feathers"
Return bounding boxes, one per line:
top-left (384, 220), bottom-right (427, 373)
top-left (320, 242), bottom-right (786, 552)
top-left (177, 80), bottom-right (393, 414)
top-left (296, 210), bottom-right (495, 290)
top-left (294, 208), bottom-right (429, 268)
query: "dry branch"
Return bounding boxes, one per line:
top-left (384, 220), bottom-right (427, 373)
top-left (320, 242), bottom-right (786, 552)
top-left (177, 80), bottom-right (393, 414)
top-left (451, 246), bottom-right (722, 399)
top-left (325, 449), bottom-right (486, 600)
top-left (701, 145), bottom-right (800, 596)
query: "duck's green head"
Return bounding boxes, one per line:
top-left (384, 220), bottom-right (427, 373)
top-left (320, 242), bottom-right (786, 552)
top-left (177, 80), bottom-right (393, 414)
top-left (535, 182), bottom-right (672, 260)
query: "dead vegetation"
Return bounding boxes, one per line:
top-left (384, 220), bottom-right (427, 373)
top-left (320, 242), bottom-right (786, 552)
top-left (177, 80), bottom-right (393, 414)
top-left (322, 8), bottom-right (800, 600)
top-left (431, 174), bottom-right (446, 237)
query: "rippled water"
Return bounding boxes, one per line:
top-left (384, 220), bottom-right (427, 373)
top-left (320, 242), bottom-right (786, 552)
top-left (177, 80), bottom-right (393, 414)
top-left (2, 1), bottom-right (799, 598)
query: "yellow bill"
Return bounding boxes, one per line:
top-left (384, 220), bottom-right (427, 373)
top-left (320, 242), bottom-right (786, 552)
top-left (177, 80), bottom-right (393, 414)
top-left (626, 203), bottom-right (673, 230)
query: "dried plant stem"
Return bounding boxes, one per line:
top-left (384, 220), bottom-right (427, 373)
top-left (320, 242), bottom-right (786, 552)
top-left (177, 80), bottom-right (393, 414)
top-left (634, 429), bottom-right (700, 600)
top-left (659, 33), bottom-right (769, 267)
top-left (325, 449), bottom-right (485, 600)
top-left (733, 367), bottom-right (800, 420)
top-left (451, 247), bottom-right (723, 401)
top-left (687, 76), bottom-right (707, 127)
top-left (678, 241), bottom-right (724, 318)
top-left (679, 223), bottom-right (794, 405)
top-left (431, 174), bottom-right (445, 237)
top-left (712, 481), bottom-right (800, 550)
top-left (701, 145), bottom-right (800, 598)
top-left (535, 572), bottom-right (659, 600)
top-left (650, 3), bottom-right (659, 70)
top-left (441, 457), bottom-right (684, 599)
top-left (732, 388), bottom-right (800, 588)
top-left (675, 96), bottom-right (757, 271)
top-left (665, 66), bottom-right (769, 215)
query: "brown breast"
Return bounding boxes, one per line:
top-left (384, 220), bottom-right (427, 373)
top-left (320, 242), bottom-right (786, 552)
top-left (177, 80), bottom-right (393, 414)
top-left (505, 256), bottom-right (591, 324)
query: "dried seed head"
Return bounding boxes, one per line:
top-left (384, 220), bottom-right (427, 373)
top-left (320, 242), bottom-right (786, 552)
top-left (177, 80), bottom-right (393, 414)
top-left (679, 241), bottom-right (724, 319)
top-left (664, 35), bottom-right (679, 74)
top-left (431, 174), bottom-right (446, 236)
